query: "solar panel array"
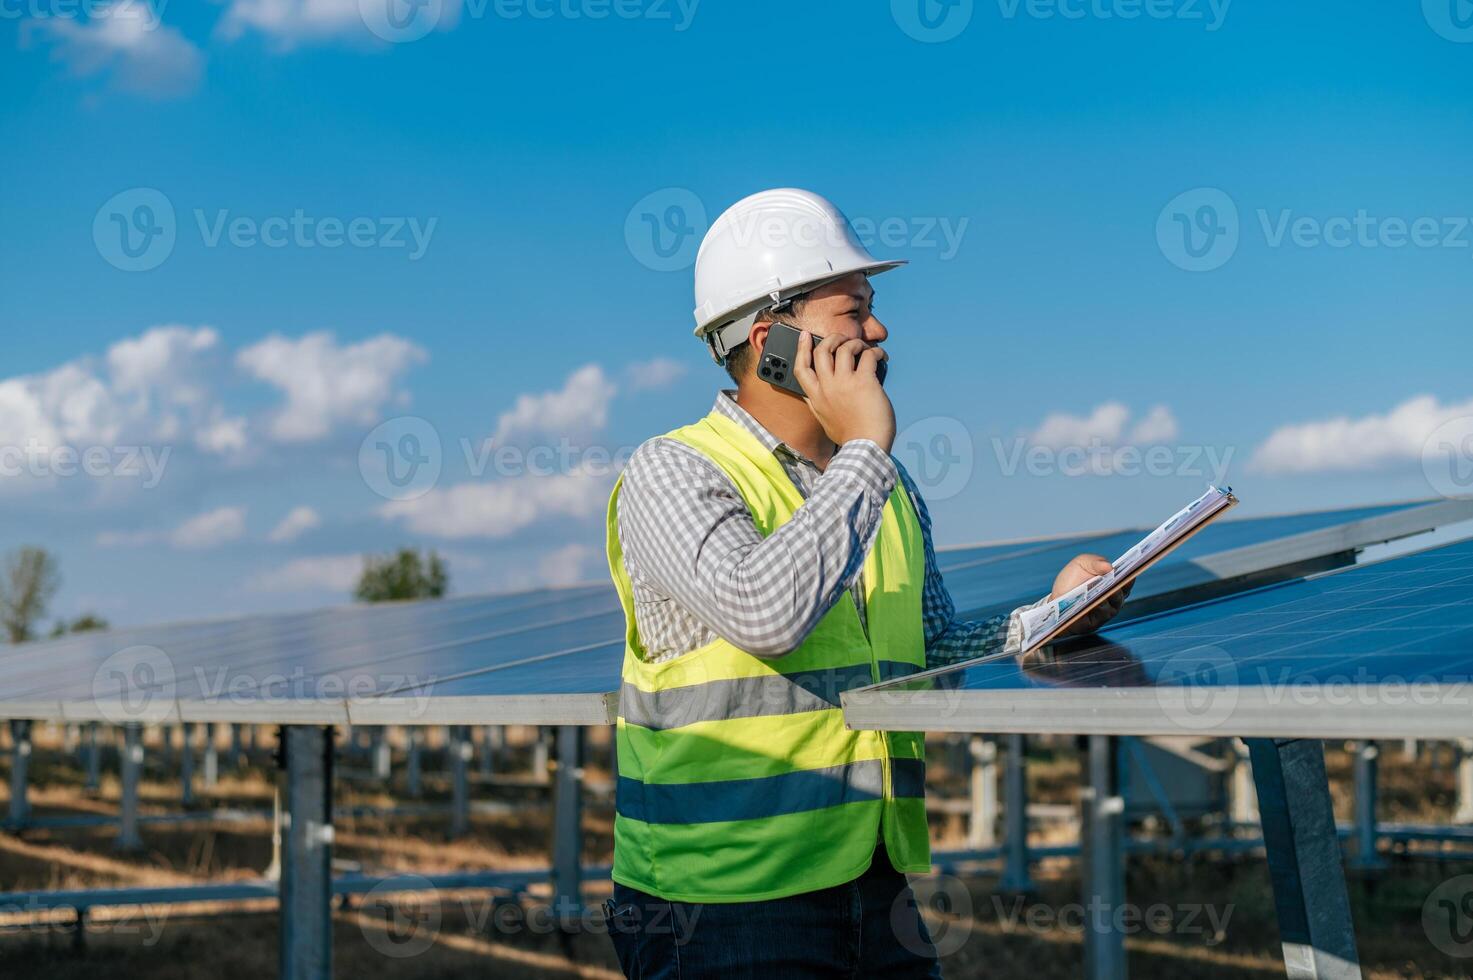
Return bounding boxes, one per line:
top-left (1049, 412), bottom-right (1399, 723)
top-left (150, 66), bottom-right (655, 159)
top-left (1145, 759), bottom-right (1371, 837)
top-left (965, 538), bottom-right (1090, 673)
top-left (845, 536), bottom-right (1473, 740)
top-left (0, 498), bottom-right (1465, 726)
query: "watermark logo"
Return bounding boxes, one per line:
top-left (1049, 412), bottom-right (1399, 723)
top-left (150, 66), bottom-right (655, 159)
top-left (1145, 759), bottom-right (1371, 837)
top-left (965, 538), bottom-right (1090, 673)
top-left (1154, 645), bottom-right (1238, 732)
top-left (1157, 187), bottom-right (1239, 272)
top-left (94, 187), bottom-right (176, 273)
top-left (359, 0), bottom-right (444, 42)
top-left (360, 416), bottom-right (443, 501)
top-left (361, 876), bottom-right (443, 957)
top-left (897, 874), bottom-right (973, 956)
top-left (91, 645), bottom-right (177, 724)
top-left (1424, 0), bottom-right (1473, 43)
top-left (625, 187), bottom-right (706, 272)
top-left (1424, 874), bottom-right (1473, 957)
top-left (1423, 415), bottom-right (1473, 500)
top-left (896, 416), bottom-right (974, 501)
top-left (892, 0), bottom-right (973, 42)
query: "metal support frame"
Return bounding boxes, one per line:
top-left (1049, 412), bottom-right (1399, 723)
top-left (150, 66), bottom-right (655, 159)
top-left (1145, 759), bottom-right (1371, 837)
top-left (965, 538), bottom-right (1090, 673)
top-left (371, 727), bottom-right (391, 781)
top-left (1000, 733), bottom-right (1034, 893)
top-left (1351, 741), bottom-right (1385, 872)
top-left (533, 726), bottom-right (550, 782)
top-left (1455, 739), bottom-right (1473, 825)
top-left (84, 722), bottom-right (101, 794)
top-left (1231, 738), bottom-right (1259, 828)
top-left (7, 719), bottom-right (33, 830)
top-left (116, 723), bottom-right (143, 852)
top-left (202, 722), bottom-right (219, 789)
top-left (1081, 735), bottom-right (1127, 980)
top-left (230, 724), bottom-right (244, 770)
top-left (968, 737), bottom-right (998, 849)
top-left (479, 726), bottom-right (497, 777)
top-left (280, 725), bottom-right (333, 980)
top-left (181, 723), bottom-right (196, 806)
top-left (406, 728), bottom-right (423, 798)
top-left (158, 724), bottom-right (173, 772)
top-left (551, 725), bottom-right (584, 926)
top-left (1246, 738), bottom-right (1362, 979)
top-left (449, 725), bottom-right (470, 839)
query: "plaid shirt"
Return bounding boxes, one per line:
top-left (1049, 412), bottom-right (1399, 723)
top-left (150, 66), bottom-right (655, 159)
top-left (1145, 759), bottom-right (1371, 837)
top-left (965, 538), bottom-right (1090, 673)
top-left (615, 392), bottom-right (1032, 665)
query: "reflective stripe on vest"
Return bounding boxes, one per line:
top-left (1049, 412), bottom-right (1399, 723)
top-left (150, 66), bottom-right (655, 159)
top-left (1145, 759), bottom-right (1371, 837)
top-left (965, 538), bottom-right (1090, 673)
top-left (605, 410), bottom-right (932, 904)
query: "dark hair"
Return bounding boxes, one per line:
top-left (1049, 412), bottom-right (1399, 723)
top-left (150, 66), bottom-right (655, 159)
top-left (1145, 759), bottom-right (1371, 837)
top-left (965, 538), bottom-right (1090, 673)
top-left (722, 295), bottom-right (806, 384)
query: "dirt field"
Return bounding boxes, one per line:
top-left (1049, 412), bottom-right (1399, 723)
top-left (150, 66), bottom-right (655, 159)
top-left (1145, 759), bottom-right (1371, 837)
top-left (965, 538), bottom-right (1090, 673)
top-left (0, 726), bottom-right (1470, 978)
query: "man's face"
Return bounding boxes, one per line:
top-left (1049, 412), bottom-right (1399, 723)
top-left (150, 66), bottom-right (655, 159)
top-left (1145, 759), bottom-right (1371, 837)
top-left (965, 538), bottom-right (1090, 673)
top-left (785, 272), bottom-right (887, 346)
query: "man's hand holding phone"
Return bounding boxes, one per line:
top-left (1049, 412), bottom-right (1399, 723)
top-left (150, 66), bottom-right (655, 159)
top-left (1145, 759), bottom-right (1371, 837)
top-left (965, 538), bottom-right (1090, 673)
top-left (790, 330), bottom-right (895, 453)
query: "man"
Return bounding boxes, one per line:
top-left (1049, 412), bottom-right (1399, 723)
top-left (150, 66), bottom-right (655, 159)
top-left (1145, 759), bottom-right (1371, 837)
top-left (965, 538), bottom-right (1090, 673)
top-left (603, 188), bottom-right (1128, 978)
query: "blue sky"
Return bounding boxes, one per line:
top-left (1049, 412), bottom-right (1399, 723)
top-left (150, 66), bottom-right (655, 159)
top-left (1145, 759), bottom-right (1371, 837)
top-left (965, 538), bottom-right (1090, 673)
top-left (2, 0), bottom-right (1471, 627)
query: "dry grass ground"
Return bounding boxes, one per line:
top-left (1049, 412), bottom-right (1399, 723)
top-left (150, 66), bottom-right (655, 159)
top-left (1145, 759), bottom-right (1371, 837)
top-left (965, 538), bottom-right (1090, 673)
top-left (0, 727), bottom-right (1469, 978)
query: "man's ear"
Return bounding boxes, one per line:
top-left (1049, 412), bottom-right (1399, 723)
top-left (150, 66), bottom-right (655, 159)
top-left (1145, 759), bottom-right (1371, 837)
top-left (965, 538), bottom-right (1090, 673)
top-left (749, 320), bottom-right (772, 357)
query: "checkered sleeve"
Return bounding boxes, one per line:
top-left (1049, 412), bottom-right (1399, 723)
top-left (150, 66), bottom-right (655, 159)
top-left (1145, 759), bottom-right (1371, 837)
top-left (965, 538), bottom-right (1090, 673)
top-left (617, 435), bottom-right (899, 658)
top-left (894, 461), bottom-right (1046, 670)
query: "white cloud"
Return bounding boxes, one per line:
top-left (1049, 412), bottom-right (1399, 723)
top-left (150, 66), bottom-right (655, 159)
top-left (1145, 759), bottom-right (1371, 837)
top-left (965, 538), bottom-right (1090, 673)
top-left (236, 331), bottom-right (426, 443)
top-left (1251, 394), bottom-right (1473, 475)
top-left (268, 505), bottom-right (321, 543)
top-left (537, 543), bottom-right (596, 586)
top-left (625, 357), bottom-right (687, 392)
top-left (171, 506), bottom-right (247, 549)
top-left (217, 0), bottom-right (463, 47)
top-left (247, 554), bottom-right (363, 593)
top-left (379, 470), bottom-right (609, 539)
top-left (23, 2), bottom-right (204, 99)
top-left (491, 364), bottom-right (618, 446)
top-left (1027, 402), bottom-right (1179, 449)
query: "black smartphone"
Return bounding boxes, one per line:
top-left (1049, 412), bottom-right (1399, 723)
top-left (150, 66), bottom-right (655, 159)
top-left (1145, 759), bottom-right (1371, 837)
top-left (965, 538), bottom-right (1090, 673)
top-left (758, 323), bottom-right (887, 398)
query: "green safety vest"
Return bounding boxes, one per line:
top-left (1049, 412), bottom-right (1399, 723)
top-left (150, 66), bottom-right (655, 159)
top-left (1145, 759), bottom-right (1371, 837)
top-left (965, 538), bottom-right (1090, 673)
top-left (605, 409), bottom-right (932, 903)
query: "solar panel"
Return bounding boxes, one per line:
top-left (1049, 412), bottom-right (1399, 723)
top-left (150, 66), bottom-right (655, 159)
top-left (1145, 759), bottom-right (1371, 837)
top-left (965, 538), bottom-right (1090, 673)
top-left (1, 498), bottom-right (1467, 726)
top-left (843, 535), bottom-right (1473, 741)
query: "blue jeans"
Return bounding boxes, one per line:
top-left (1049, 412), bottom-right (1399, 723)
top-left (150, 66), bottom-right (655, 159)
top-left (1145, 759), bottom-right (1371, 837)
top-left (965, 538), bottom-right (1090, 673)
top-left (603, 844), bottom-right (943, 979)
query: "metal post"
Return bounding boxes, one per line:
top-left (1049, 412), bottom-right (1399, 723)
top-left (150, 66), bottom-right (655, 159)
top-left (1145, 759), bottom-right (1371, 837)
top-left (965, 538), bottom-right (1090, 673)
top-left (202, 722), bottom-right (219, 789)
top-left (280, 725), bottom-right (333, 980)
top-left (450, 726), bottom-right (470, 839)
top-left (1246, 738), bottom-right (1362, 979)
top-left (1455, 739), bottom-right (1473, 825)
top-left (1000, 733), bottom-right (1034, 893)
top-left (1081, 735), bottom-right (1126, 980)
top-left (406, 728), bottom-right (423, 799)
top-left (181, 722), bottom-right (196, 806)
top-left (532, 727), bottom-right (550, 782)
top-left (116, 723), bottom-right (144, 852)
top-left (1351, 741), bottom-right (1384, 872)
top-left (371, 728), bottom-right (391, 781)
top-left (7, 720), bottom-right (33, 830)
top-left (478, 726), bottom-right (495, 777)
top-left (231, 724), bottom-right (244, 769)
top-left (1230, 738), bottom-right (1259, 829)
top-left (968, 737), bottom-right (998, 849)
top-left (158, 724), bottom-right (173, 772)
top-left (551, 725), bottom-right (584, 926)
top-left (84, 722), bottom-right (101, 794)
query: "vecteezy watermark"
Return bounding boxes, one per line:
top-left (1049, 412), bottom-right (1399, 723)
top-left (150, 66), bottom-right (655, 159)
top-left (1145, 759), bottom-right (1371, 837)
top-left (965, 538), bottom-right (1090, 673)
top-left (1423, 0), bottom-right (1473, 43)
top-left (995, 0), bottom-right (1230, 30)
top-left (92, 645), bottom-right (178, 724)
top-left (897, 874), bottom-right (973, 957)
top-left (896, 416), bottom-right (974, 501)
top-left (1158, 187), bottom-right (1473, 272)
top-left (624, 187), bottom-right (972, 272)
top-left (992, 895), bottom-right (1233, 944)
top-left (94, 188), bottom-right (438, 272)
top-left (891, 0), bottom-right (974, 43)
top-left (360, 416), bottom-right (444, 502)
top-left (1154, 645), bottom-right (1239, 732)
top-left (0, 896), bottom-right (168, 945)
top-left (358, 0), bottom-right (700, 44)
top-left (1156, 187), bottom-right (1240, 272)
top-left (0, 441), bottom-right (171, 488)
top-left (1, 0), bottom-right (166, 27)
top-left (358, 883), bottom-right (704, 956)
top-left (1424, 874), bottom-right (1473, 957)
top-left (1423, 415), bottom-right (1473, 500)
top-left (990, 437), bottom-right (1235, 481)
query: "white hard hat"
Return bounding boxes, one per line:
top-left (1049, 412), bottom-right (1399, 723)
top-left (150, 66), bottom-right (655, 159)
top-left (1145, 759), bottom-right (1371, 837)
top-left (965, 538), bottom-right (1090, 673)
top-left (692, 188), bottom-right (906, 363)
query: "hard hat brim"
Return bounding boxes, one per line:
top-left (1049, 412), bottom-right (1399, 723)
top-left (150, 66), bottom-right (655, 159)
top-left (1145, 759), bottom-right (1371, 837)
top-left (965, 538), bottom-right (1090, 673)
top-left (692, 257), bottom-right (907, 339)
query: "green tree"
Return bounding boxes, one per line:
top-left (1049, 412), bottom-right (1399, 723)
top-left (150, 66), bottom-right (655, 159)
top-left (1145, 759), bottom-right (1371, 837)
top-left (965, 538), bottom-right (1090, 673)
top-left (50, 613), bottom-right (110, 638)
top-left (0, 546), bottom-right (61, 644)
top-left (354, 548), bottom-right (449, 603)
